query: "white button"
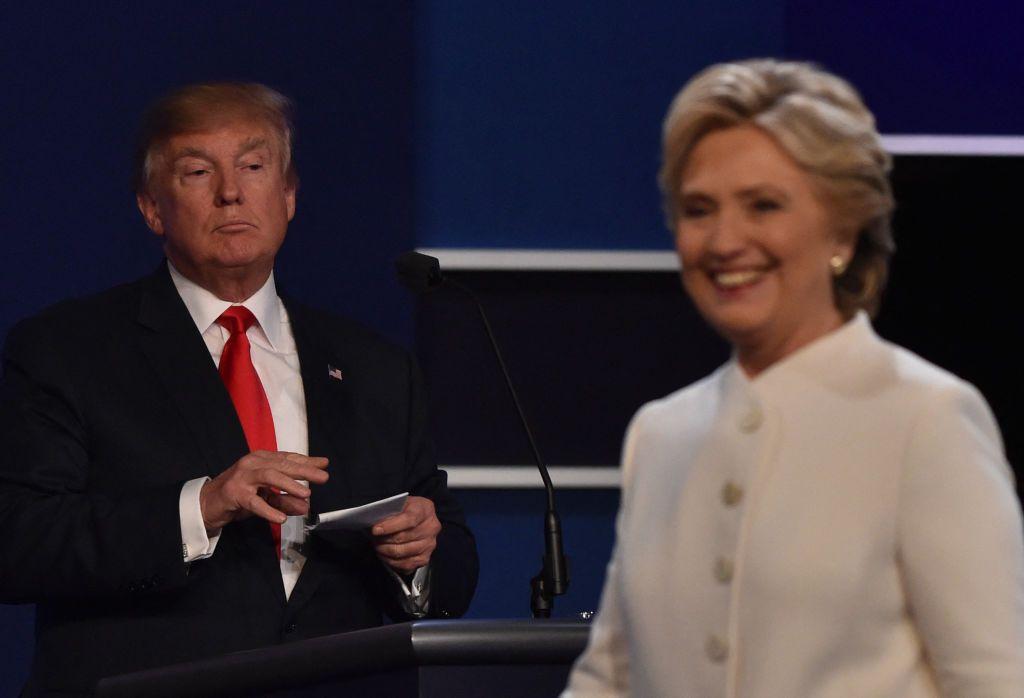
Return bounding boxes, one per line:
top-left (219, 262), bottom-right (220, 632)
top-left (738, 405), bottom-right (763, 433)
top-left (721, 481), bottom-right (744, 507)
top-left (714, 556), bottom-right (734, 584)
top-left (705, 634), bottom-right (729, 663)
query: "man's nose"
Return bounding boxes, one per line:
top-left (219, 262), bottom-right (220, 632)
top-left (215, 170), bottom-right (243, 206)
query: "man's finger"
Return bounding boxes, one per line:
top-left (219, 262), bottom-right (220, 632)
top-left (372, 511), bottom-right (419, 537)
top-left (376, 530), bottom-right (415, 545)
top-left (278, 452), bottom-right (329, 471)
top-left (245, 493), bottom-right (288, 524)
top-left (279, 463), bottom-right (329, 485)
top-left (244, 452), bottom-right (329, 482)
top-left (376, 546), bottom-right (436, 573)
top-left (372, 497), bottom-right (434, 536)
top-left (282, 452), bottom-right (329, 467)
top-left (271, 455), bottom-right (330, 483)
top-left (374, 537), bottom-right (434, 561)
top-left (375, 515), bottom-right (441, 545)
top-left (266, 492), bottom-right (310, 517)
top-left (254, 470), bottom-right (312, 499)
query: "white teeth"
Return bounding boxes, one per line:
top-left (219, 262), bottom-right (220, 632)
top-left (714, 270), bottom-right (763, 288)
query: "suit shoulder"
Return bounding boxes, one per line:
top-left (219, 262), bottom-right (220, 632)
top-left (5, 277), bottom-right (149, 349)
top-left (284, 299), bottom-right (412, 364)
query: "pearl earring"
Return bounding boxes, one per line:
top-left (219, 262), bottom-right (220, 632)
top-left (829, 255), bottom-right (848, 276)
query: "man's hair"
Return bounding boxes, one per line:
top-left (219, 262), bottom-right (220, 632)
top-left (133, 82), bottom-right (297, 193)
top-left (659, 59), bottom-right (895, 318)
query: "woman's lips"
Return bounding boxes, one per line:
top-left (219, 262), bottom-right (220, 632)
top-left (711, 269), bottom-right (766, 290)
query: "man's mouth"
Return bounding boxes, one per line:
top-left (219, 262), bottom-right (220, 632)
top-left (214, 221), bottom-right (254, 233)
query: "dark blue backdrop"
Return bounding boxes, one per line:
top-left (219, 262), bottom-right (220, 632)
top-left (3, 1), bottom-right (1021, 693)
top-left (415, 2), bottom-right (1024, 251)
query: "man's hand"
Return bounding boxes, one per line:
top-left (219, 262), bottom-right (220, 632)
top-left (200, 451), bottom-right (329, 533)
top-left (371, 496), bottom-right (441, 574)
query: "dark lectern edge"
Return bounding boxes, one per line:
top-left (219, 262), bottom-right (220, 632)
top-left (95, 618), bottom-right (591, 698)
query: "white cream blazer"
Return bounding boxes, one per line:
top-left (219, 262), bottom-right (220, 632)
top-left (564, 314), bottom-right (1024, 697)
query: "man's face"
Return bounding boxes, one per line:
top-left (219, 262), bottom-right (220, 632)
top-left (137, 120), bottom-right (296, 296)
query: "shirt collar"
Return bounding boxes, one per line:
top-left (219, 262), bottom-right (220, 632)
top-left (167, 261), bottom-right (284, 351)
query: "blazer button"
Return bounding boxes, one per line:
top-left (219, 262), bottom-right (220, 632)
top-left (713, 557), bottom-right (734, 584)
top-left (738, 406), bottom-right (763, 433)
top-left (284, 623), bottom-right (297, 635)
top-left (721, 481), bottom-right (744, 507)
top-left (705, 634), bottom-right (729, 663)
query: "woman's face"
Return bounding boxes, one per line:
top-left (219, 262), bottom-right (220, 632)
top-left (675, 125), bottom-right (852, 375)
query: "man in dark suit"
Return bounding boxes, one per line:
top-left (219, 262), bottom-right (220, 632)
top-left (0, 82), bottom-right (478, 695)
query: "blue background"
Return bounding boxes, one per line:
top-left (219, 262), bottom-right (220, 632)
top-left (2, 1), bottom-right (1020, 693)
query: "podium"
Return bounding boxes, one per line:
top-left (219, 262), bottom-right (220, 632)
top-left (96, 619), bottom-right (590, 697)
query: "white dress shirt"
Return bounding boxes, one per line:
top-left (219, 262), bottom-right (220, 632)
top-left (170, 263), bottom-right (428, 609)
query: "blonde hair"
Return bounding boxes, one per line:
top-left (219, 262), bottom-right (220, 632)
top-left (659, 59), bottom-right (895, 317)
top-left (133, 82), bottom-right (297, 192)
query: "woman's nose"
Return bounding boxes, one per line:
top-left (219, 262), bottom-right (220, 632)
top-left (705, 207), bottom-right (747, 255)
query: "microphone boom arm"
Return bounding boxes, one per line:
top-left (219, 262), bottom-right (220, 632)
top-left (394, 250), bottom-right (570, 618)
top-left (442, 278), bottom-right (569, 618)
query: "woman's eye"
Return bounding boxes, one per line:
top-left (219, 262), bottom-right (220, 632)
top-left (682, 205), bottom-right (709, 219)
top-left (752, 199), bottom-right (781, 212)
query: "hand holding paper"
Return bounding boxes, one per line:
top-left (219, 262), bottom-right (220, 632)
top-left (371, 495), bottom-right (442, 574)
top-left (305, 492), bottom-right (408, 532)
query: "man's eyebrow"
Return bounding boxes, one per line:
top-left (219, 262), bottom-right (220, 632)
top-left (170, 146), bottom-right (212, 164)
top-left (237, 137), bottom-right (272, 158)
top-left (168, 138), bottom-right (273, 165)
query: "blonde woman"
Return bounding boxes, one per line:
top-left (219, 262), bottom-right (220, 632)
top-left (564, 60), bottom-right (1024, 697)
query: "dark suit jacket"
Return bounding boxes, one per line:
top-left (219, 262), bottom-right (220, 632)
top-left (0, 266), bottom-right (478, 696)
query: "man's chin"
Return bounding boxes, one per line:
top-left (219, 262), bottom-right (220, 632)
top-left (207, 246), bottom-right (279, 274)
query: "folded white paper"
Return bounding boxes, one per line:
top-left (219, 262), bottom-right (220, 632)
top-left (305, 492), bottom-right (408, 532)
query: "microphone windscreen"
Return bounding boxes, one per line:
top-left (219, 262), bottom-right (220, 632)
top-left (395, 251), bottom-right (444, 293)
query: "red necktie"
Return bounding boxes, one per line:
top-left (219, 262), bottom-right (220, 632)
top-left (216, 306), bottom-right (281, 559)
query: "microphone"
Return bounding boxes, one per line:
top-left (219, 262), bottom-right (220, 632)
top-left (395, 251), bottom-right (444, 293)
top-left (395, 251), bottom-right (570, 618)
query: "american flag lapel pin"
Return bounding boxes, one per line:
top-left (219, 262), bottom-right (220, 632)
top-left (327, 364), bottom-right (344, 382)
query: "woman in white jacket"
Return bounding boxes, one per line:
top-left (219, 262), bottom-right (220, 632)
top-left (563, 59), bottom-right (1024, 697)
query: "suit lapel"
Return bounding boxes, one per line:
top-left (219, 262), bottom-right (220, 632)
top-left (284, 299), bottom-right (363, 611)
top-left (135, 265), bottom-right (285, 601)
top-left (286, 299), bottom-right (358, 511)
top-left (135, 266), bottom-right (247, 473)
